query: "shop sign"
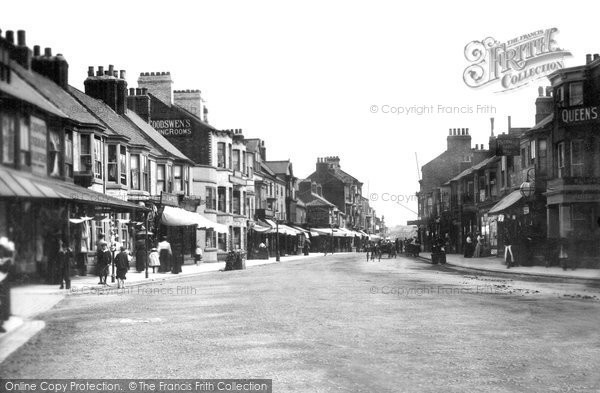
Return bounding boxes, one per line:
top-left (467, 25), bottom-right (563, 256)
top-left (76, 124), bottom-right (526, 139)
top-left (523, 206), bottom-right (530, 215)
top-left (494, 136), bottom-right (520, 156)
top-left (30, 116), bottom-right (47, 176)
top-left (160, 192), bottom-right (179, 207)
top-left (150, 119), bottom-right (192, 137)
top-left (560, 106), bottom-right (599, 125)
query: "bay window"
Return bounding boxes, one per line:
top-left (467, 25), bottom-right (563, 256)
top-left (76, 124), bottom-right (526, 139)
top-left (107, 145), bottom-right (118, 182)
top-left (94, 137), bottom-right (103, 179)
top-left (557, 142), bottom-right (565, 178)
top-left (80, 134), bottom-right (92, 172)
top-left (141, 155), bottom-right (149, 191)
top-left (570, 139), bottom-right (584, 177)
top-left (206, 187), bottom-right (216, 210)
top-left (1, 112), bottom-right (15, 165)
top-left (130, 154), bottom-right (140, 190)
top-left (569, 82), bottom-right (583, 106)
top-left (19, 116), bottom-right (30, 168)
top-left (173, 165), bottom-right (183, 193)
top-left (49, 130), bottom-right (62, 177)
top-left (120, 146), bottom-right (127, 185)
top-left (233, 149), bottom-right (240, 171)
top-left (157, 164), bottom-right (166, 193)
top-left (228, 143), bottom-right (232, 169)
top-left (217, 142), bottom-right (226, 168)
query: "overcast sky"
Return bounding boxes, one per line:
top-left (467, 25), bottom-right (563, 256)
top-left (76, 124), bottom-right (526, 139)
top-left (3, 1), bottom-right (593, 226)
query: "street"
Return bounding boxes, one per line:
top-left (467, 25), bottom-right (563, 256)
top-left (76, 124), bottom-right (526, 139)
top-left (1, 254), bottom-right (600, 392)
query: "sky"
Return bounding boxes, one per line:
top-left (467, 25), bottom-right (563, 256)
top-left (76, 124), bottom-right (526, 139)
top-left (2, 0), bottom-right (594, 227)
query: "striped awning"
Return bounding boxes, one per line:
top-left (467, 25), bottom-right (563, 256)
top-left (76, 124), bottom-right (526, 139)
top-left (0, 166), bottom-right (146, 212)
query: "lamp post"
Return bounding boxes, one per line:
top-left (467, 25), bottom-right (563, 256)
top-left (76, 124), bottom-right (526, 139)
top-left (519, 168), bottom-right (536, 200)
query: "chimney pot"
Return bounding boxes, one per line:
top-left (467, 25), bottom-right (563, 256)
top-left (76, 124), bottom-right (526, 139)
top-left (128, 88), bottom-right (135, 96)
top-left (545, 86), bottom-right (552, 97)
top-left (88, 66), bottom-right (94, 77)
top-left (466, 128), bottom-right (469, 135)
top-left (448, 128), bottom-right (452, 136)
top-left (135, 88), bottom-right (142, 95)
top-left (595, 54), bottom-right (600, 61)
top-left (151, 72), bottom-right (155, 76)
top-left (119, 70), bottom-right (126, 79)
top-left (508, 115), bottom-right (512, 131)
top-left (141, 88), bottom-right (147, 95)
top-left (44, 47), bottom-right (52, 57)
top-left (586, 54), bottom-right (592, 64)
top-left (5, 31), bottom-right (14, 44)
top-left (97, 66), bottom-right (104, 76)
top-left (538, 86), bottom-right (543, 96)
top-left (33, 45), bottom-right (40, 56)
top-left (17, 30), bottom-right (26, 46)
top-left (108, 64), bottom-right (114, 74)
top-left (112, 70), bottom-right (118, 77)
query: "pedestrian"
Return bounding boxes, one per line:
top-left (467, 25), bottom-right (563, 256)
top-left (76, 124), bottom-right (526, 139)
top-left (366, 243), bottom-right (371, 261)
top-left (194, 245), bottom-right (203, 265)
top-left (157, 236), bottom-right (172, 273)
top-left (57, 238), bottom-right (73, 290)
top-left (473, 232), bottom-right (484, 258)
top-left (97, 243), bottom-right (111, 285)
top-left (0, 236), bottom-right (15, 333)
top-left (503, 229), bottom-right (515, 268)
top-left (135, 236), bottom-right (147, 272)
top-left (115, 246), bottom-right (129, 289)
top-left (464, 233), bottom-right (473, 258)
top-left (148, 248), bottom-right (160, 273)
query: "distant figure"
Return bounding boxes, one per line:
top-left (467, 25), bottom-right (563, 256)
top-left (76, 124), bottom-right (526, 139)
top-left (195, 245), bottom-right (203, 265)
top-left (148, 248), bottom-right (160, 273)
top-left (473, 233), bottom-right (484, 258)
top-left (135, 237), bottom-right (147, 272)
top-left (503, 230), bottom-right (515, 268)
top-left (464, 233), bottom-right (473, 258)
top-left (115, 246), bottom-right (129, 289)
top-left (97, 243), bottom-right (111, 285)
top-left (157, 236), bottom-right (172, 273)
top-left (57, 238), bottom-right (73, 290)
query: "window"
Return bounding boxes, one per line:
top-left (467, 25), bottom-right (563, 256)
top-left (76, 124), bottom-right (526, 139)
top-left (94, 137), bottom-right (103, 179)
top-left (130, 154), bottom-right (140, 190)
top-left (108, 145), bottom-right (118, 182)
top-left (228, 187), bottom-right (233, 213)
top-left (233, 149), bottom-right (240, 171)
top-left (49, 130), bottom-right (62, 177)
top-left (570, 139), bottom-right (584, 177)
top-left (218, 187), bottom-right (226, 212)
top-left (556, 86), bottom-right (565, 107)
top-left (501, 156), bottom-right (506, 188)
top-left (233, 190), bottom-right (241, 215)
top-left (242, 151), bottom-right (247, 175)
top-left (557, 142), bottom-right (565, 178)
top-left (173, 165), bottom-right (183, 193)
top-left (217, 142), bottom-right (226, 168)
top-left (1, 112), bottom-right (15, 164)
top-left (530, 140), bottom-right (536, 163)
top-left (228, 143), bottom-right (232, 169)
top-left (120, 146), bottom-right (127, 185)
top-left (538, 139), bottom-right (547, 175)
top-left (19, 116), bottom-right (30, 167)
top-left (521, 148), bottom-right (526, 168)
top-left (80, 134), bottom-right (92, 172)
top-left (569, 82), bottom-right (583, 106)
top-left (166, 165), bottom-right (172, 192)
top-left (205, 187), bottom-right (216, 210)
top-left (141, 155), bottom-right (149, 191)
top-left (157, 164), bottom-right (166, 192)
top-left (205, 229), bottom-right (215, 248)
top-left (218, 232), bottom-right (227, 251)
top-left (233, 227), bottom-right (241, 249)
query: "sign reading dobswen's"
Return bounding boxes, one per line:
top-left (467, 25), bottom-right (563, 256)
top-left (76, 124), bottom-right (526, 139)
top-left (150, 119), bottom-right (192, 136)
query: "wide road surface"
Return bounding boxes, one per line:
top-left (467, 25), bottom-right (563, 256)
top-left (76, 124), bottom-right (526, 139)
top-left (1, 253), bottom-right (600, 392)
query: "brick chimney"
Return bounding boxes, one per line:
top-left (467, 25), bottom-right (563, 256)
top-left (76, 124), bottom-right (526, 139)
top-left (174, 89), bottom-right (202, 118)
top-left (11, 30), bottom-right (32, 70)
top-left (126, 87), bottom-right (151, 122)
top-left (446, 128), bottom-right (472, 152)
top-left (84, 65), bottom-right (128, 115)
top-left (138, 72), bottom-right (173, 105)
top-left (316, 156), bottom-right (340, 172)
top-left (535, 86), bottom-right (553, 124)
top-left (259, 140), bottom-right (266, 161)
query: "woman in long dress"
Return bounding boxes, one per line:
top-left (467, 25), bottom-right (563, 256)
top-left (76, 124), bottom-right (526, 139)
top-left (157, 236), bottom-right (172, 273)
top-left (135, 237), bottom-right (147, 272)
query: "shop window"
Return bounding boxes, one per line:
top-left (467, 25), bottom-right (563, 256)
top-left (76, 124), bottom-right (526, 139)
top-left (1, 112), bottom-right (15, 165)
top-left (107, 145), bottom-right (118, 182)
top-left (156, 164), bottom-right (166, 192)
top-left (173, 165), bottom-right (183, 193)
top-left (49, 130), bottom-right (62, 177)
top-left (94, 137), bottom-right (103, 179)
top-left (19, 116), bottom-right (30, 167)
top-left (120, 146), bottom-right (127, 186)
top-left (130, 154), bottom-right (140, 190)
top-left (80, 134), bottom-right (92, 172)
top-left (233, 227), bottom-right (241, 249)
top-left (557, 142), bottom-right (565, 178)
top-left (217, 142), bottom-right (226, 168)
top-left (205, 229), bottom-right (215, 248)
top-left (569, 82), bottom-right (583, 106)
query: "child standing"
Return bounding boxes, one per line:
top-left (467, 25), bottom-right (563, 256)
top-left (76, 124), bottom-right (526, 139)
top-left (148, 248), bottom-right (160, 273)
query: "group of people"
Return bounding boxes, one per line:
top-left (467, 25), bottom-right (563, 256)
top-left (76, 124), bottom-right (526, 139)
top-left (365, 237), bottom-right (413, 261)
top-left (463, 232), bottom-right (486, 258)
top-left (95, 234), bottom-right (130, 289)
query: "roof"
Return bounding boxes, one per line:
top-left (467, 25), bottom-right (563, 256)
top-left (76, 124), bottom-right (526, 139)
top-left (531, 113), bottom-right (554, 131)
top-left (299, 192), bottom-right (335, 207)
top-left (260, 162), bottom-right (277, 177)
top-left (126, 110), bottom-right (191, 162)
top-left (245, 139), bottom-right (260, 153)
top-left (11, 62), bottom-right (102, 126)
top-left (489, 190), bottom-right (523, 214)
top-left (174, 104), bottom-right (218, 131)
top-left (445, 155), bottom-right (498, 184)
top-left (264, 160), bottom-right (291, 176)
top-left (0, 70), bottom-right (66, 119)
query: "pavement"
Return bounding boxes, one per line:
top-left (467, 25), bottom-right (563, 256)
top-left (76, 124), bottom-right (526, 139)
top-left (418, 252), bottom-right (600, 281)
top-left (0, 251), bottom-right (333, 365)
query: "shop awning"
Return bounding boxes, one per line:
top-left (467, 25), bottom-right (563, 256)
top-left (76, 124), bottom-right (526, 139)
top-left (0, 165), bottom-right (146, 212)
top-left (161, 206), bottom-right (228, 233)
top-left (251, 221), bottom-right (271, 233)
top-left (489, 190), bottom-right (523, 214)
top-left (311, 228), bottom-right (348, 237)
top-left (369, 234), bottom-right (381, 241)
top-left (290, 225), bottom-right (310, 238)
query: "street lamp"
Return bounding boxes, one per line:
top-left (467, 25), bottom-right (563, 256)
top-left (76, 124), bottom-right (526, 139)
top-left (520, 168), bottom-right (536, 199)
top-left (275, 216), bottom-right (280, 262)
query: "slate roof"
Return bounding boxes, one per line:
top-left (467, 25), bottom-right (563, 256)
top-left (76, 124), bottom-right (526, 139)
top-left (11, 62), bottom-right (104, 127)
top-left (0, 70), bottom-right (66, 119)
top-left (264, 160), bottom-right (291, 176)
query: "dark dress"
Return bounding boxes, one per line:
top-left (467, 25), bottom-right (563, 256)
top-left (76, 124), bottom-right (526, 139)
top-left (97, 250), bottom-right (111, 281)
top-left (135, 239), bottom-right (147, 272)
top-left (159, 248), bottom-right (171, 273)
top-left (57, 248), bottom-right (73, 289)
top-left (115, 251), bottom-right (129, 280)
